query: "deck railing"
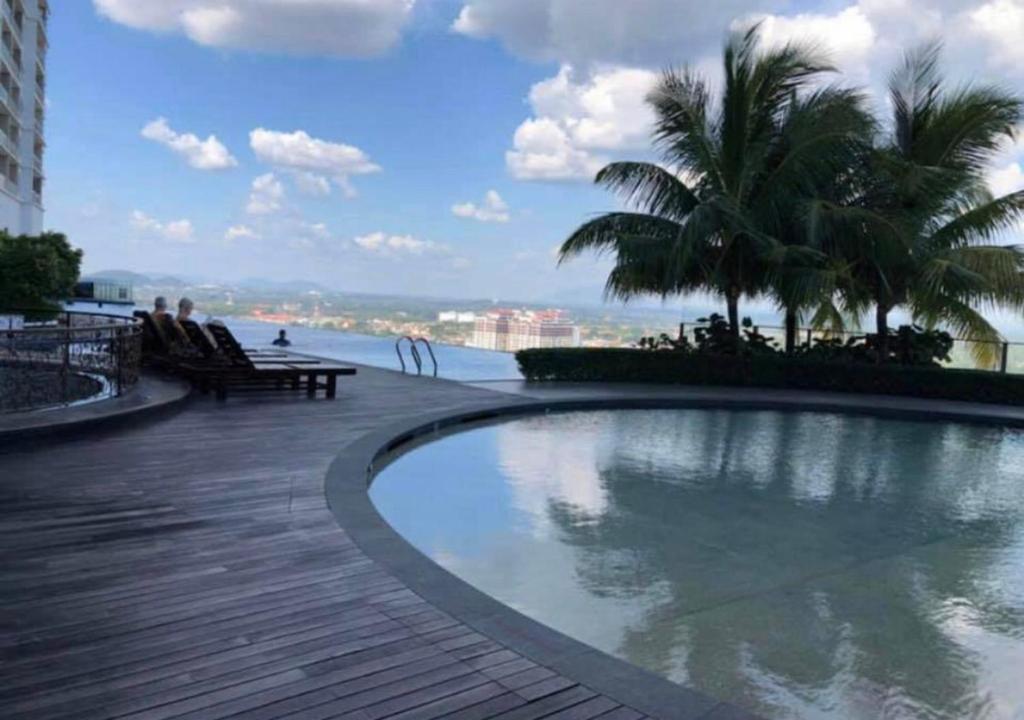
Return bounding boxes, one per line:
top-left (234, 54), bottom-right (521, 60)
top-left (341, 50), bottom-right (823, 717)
top-left (0, 309), bottom-right (143, 412)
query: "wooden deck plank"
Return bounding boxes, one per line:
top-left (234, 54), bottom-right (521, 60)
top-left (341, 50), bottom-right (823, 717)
top-left (0, 367), bottom-right (669, 720)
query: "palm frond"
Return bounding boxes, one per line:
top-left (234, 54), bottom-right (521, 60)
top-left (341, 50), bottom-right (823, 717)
top-left (930, 190), bottom-right (1024, 248)
top-left (913, 297), bottom-right (1004, 368)
top-left (808, 298), bottom-right (849, 336)
top-left (647, 69), bottom-right (723, 191)
top-left (595, 162), bottom-right (700, 222)
top-left (558, 212), bottom-right (684, 264)
top-left (889, 42), bottom-right (943, 158)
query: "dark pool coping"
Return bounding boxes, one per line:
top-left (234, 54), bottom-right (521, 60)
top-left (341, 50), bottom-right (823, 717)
top-left (0, 372), bottom-right (193, 444)
top-left (324, 387), bottom-right (1024, 720)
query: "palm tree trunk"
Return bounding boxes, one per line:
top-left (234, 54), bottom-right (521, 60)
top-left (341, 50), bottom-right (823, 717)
top-left (784, 308), bottom-right (798, 354)
top-left (875, 303), bottom-right (890, 363)
top-left (726, 289), bottom-right (741, 346)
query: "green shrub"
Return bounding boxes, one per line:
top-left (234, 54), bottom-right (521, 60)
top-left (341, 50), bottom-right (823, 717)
top-left (516, 347), bottom-right (1024, 406)
top-left (795, 325), bottom-right (953, 366)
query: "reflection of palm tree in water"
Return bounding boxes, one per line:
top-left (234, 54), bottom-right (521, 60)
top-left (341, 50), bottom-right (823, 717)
top-left (541, 410), bottom-right (1024, 719)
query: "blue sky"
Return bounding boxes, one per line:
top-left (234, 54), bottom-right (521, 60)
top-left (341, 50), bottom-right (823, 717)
top-left (42, 1), bottom-right (1024, 303)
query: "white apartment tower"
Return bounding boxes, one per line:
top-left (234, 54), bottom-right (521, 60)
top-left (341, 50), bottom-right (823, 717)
top-left (0, 0), bottom-right (46, 235)
top-left (470, 309), bottom-right (582, 352)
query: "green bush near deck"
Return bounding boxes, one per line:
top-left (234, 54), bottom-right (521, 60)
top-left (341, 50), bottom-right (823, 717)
top-left (516, 348), bottom-right (1024, 406)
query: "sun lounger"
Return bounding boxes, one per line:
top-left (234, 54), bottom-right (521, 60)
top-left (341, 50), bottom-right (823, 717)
top-left (137, 312), bottom-right (355, 399)
top-left (182, 322), bottom-right (355, 400)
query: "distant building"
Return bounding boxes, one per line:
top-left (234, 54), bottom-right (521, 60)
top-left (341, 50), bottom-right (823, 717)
top-left (72, 279), bottom-right (133, 306)
top-left (437, 311), bottom-right (476, 323)
top-left (0, 0), bottom-right (48, 235)
top-left (469, 309), bottom-right (581, 352)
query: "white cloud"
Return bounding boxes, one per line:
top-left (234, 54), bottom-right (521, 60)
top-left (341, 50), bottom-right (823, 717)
top-left (132, 210), bottom-right (196, 243)
top-left (350, 231), bottom-right (469, 269)
top-left (282, 221), bottom-right (332, 250)
top-left (141, 117), bottom-right (237, 170)
top-left (246, 173), bottom-right (285, 215)
top-left (131, 210), bottom-right (161, 233)
top-left (484, 1), bottom-right (1024, 182)
top-left (452, 190), bottom-right (511, 222)
top-left (739, 6), bottom-right (877, 82)
top-left (507, 118), bottom-right (606, 181)
top-left (162, 220), bottom-right (195, 242)
top-left (250, 128), bottom-right (381, 198)
top-left (970, 0), bottom-right (1024, 68)
top-left (507, 65), bottom-right (657, 181)
top-left (451, 0), bottom-right (764, 67)
top-left (224, 224), bottom-right (259, 241)
top-left (94, 0), bottom-right (415, 58)
top-left (303, 222), bottom-right (331, 240)
top-left (989, 161), bottom-right (1024, 197)
top-left (294, 171), bottom-right (332, 197)
top-left (353, 231), bottom-right (446, 257)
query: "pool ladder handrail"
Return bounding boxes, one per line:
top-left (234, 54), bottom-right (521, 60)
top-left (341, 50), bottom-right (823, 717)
top-left (395, 336), bottom-right (438, 377)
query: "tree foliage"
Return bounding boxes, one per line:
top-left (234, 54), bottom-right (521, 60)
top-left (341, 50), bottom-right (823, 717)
top-left (0, 231), bottom-right (83, 313)
top-left (559, 30), bottom-right (1024, 366)
top-left (559, 25), bottom-right (872, 344)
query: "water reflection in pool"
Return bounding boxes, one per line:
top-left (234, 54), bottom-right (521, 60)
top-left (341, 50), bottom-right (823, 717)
top-left (370, 409), bottom-right (1024, 720)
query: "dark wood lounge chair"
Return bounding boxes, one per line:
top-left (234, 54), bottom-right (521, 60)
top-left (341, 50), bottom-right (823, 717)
top-left (134, 310), bottom-right (167, 356)
top-left (134, 310), bottom-right (195, 370)
top-left (184, 321), bottom-right (320, 365)
top-left (178, 319), bottom-right (219, 359)
top-left (181, 357), bottom-right (355, 400)
top-left (183, 323), bottom-right (355, 400)
top-left (136, 312), bottom-right (354, 399)
top-left (179, 320), bottom-right (290, 361)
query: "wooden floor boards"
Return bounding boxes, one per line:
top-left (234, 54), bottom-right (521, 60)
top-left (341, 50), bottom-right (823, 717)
top-left (0, 368), bottom-right (649, 720)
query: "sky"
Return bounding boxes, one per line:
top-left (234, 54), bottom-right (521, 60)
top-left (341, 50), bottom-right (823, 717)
top-left (41, 0), bottom-right (1024, 303)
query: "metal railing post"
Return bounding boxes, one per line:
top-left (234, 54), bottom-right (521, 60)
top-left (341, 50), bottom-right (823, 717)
top-left (1001, 342), bottom-right (1009, 374)
top-left (61, 317), bottom-right (70, 403)
top-left (115, 328), bottom-right (123, 396)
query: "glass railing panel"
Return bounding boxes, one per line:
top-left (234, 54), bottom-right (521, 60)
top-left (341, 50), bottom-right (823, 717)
top-left (1004, 344), bottom-right (1024, 375)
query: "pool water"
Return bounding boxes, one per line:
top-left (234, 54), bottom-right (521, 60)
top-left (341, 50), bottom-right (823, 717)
top-left (370, 409), bottom-right (1024, 720)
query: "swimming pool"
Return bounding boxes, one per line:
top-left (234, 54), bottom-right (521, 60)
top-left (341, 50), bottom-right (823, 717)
top-left (370, 408), bottom-right (1024, 720)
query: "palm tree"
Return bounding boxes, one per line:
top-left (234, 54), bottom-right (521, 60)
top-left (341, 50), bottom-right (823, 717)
top-left (759, 89), bottom-right (874, 351)
top-left (815, 44), bottom-right (1024, 364)
top-left (559, 26), bottom-right (870, 346)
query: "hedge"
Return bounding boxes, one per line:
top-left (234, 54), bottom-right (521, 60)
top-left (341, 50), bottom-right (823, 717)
top-left (515, 348), bottom-right (1024, 406)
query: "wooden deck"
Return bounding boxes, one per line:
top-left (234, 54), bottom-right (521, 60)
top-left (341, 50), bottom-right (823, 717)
top-left (0, 368), bottom-right (654, 720)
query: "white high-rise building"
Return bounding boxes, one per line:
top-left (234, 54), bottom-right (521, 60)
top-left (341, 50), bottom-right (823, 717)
top-left (0, 0), bottom-right (46, 235)
top-left (470, 309), bottom-right (581, 352)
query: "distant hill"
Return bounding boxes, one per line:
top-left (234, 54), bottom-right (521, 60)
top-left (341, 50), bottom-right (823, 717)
top-left (237, 277), bottom-right (333, 294)
top-left (82, 269), bottom-right (150, 284)
top-left (83, 270), bottom-right (188, 287)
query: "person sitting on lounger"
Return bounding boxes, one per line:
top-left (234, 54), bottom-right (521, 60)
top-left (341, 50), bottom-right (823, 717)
top-left (272, 329), bottom-right (291, 347)
top-left (153, 296), bottom-right (170, 320)
top-left (177, 297), bottom-right (195, 324)
top-left (155, 297), bottom-right (197, 353)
